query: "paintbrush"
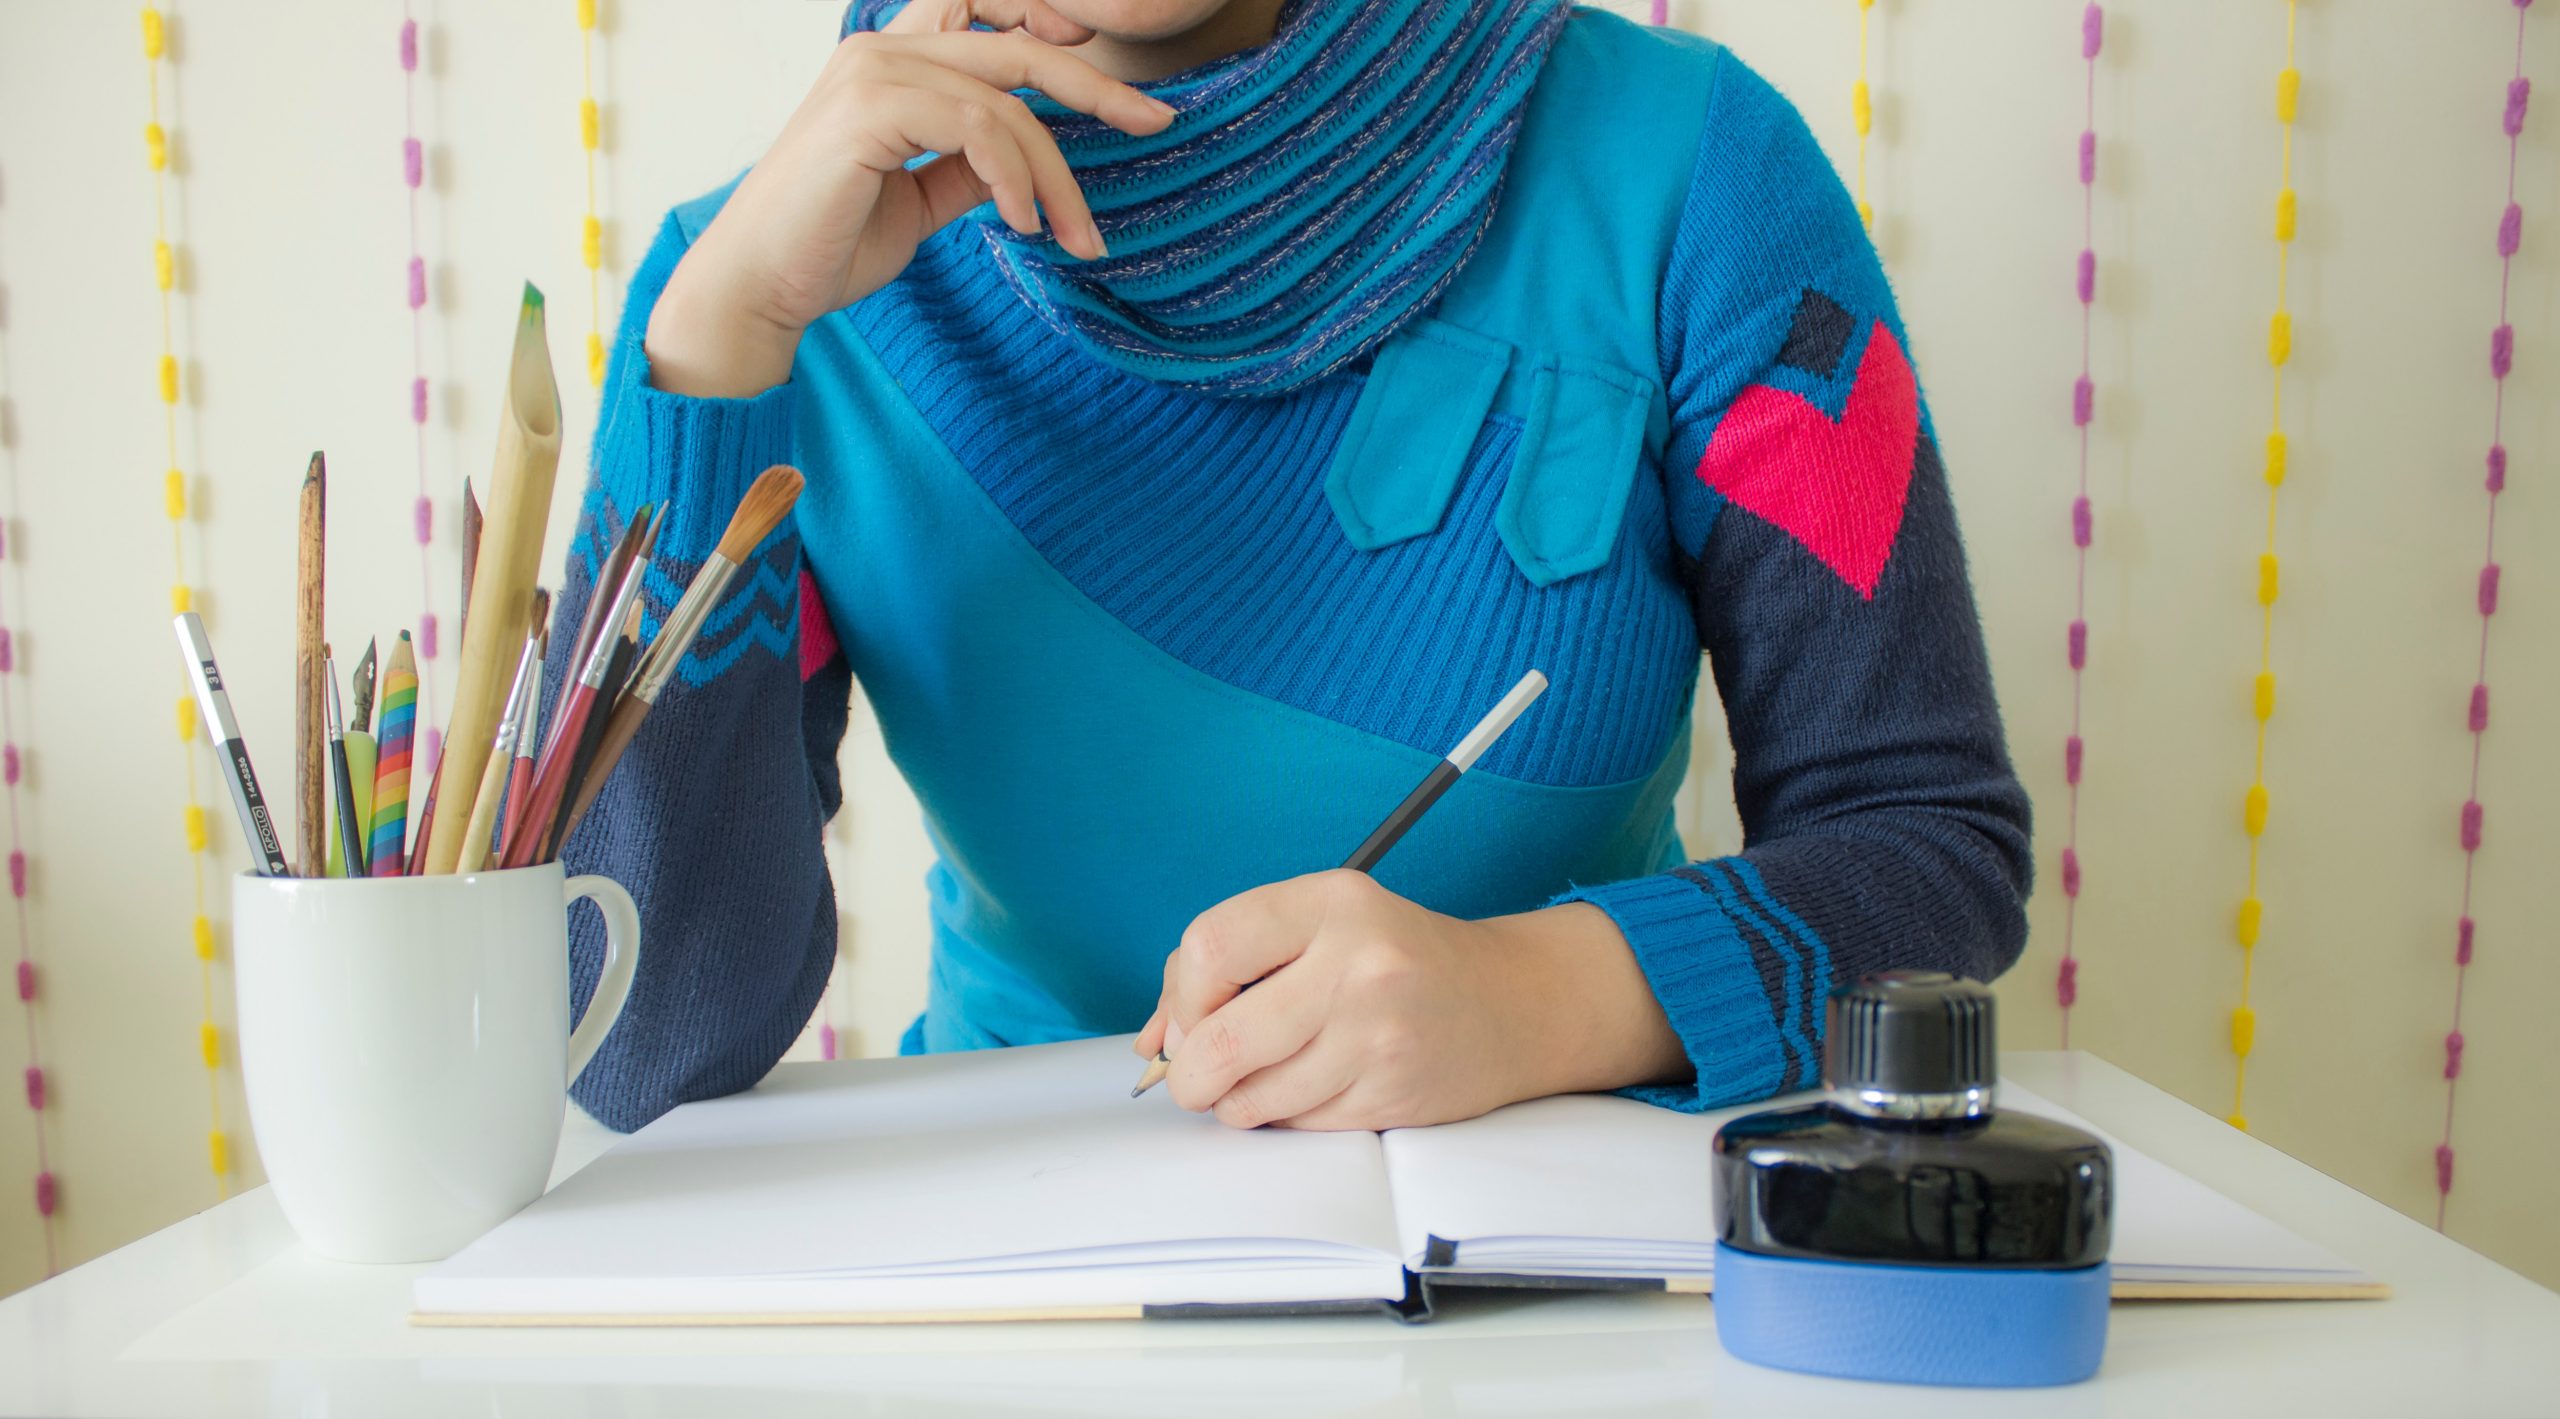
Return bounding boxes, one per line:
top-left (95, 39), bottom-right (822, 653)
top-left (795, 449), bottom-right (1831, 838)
top-left (423, 284), bottom-right (563, 873)
top-left (555, 466), bottom-right (805, 843)
top-left (501, 628), bottom-right (546, 852)
top-left (497, 547), bottom-right (650, 869)
top-left (457, 590), bottom-right (548, 875)
top-left (294, 452), bottom-right (326, 876)
top-left (323, 645), bottom-right (368, 876)
top-left (558, 503), bottom-right (652, 724)
top-left (546, 605), bottom-right (638, 860)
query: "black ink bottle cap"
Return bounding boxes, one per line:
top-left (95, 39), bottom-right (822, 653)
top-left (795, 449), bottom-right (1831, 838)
top-left (1710, 973), bottom-right (2115, 1388)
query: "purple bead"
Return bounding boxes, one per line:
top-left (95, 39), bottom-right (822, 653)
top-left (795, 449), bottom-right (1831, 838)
top-left (2492, 323), bottom-right (2514, 378)
top-left (2078, 129), bottom-right (2096, 186)
top-left (2060, 847), bottom-right (2081, 897)
top-left (2055, 956), bottom-right (2078, 1008)
top-left (2487, 444), bottom-right (2508, 492)
top-left (2509, 77), bottom-right (2533, 139)
top-left (33, 1170), bottom-right (52, 1218)
top-left (419, 613), bottom-right (439, 661)
top-left (2082, 3), bottom-right (2104, 60)
top-left (2068, 619), bottom-right (2088, 670)
top-left (2480, 562), bottom-right (2502, 616)
top-left (2077, 248), bottom-right (2096, 304)
top-left (5, 744), bottom-right (19, 786)
top-left (2072, 495), bottom-right (2093, 547)
top-left (2436, 1144), bottom-right (2455, 1197)
top-left (0, 628), bottom-right (13, 674)
top-left (819, 1023), bottom-right (838, 1062)
top-left (414, 496), bottom-right (433, 546)
top-left (400, 18), bottom-right (418, 72)
top-left (2458, 916), bottom-right (2476, 965)
top-left (422, 728), bottom-right (443, 776)
top-left (2461, 800), bottom-right (2484, 852)
top-left (22, 1065), bottom-right (40, 1112)
top-left (2470, 682), bottom-right (2490, 732)
top-left (2073, 377), bottom-right (2094, 427)
top-left (8, 851), bottom-right (22, 900)
top-left (2065, 735), bottom-right (2084, 785)
top-left (412, 376), bottom-right (429, 425)
top-left (408, 257), bottom-right (428, 312)
top-left (0, 521), bottom-right (10, 561)
top-left (2444, 1030), bottom-right (2466, 1080)
top-left (404, 137), bottom-right (423, 190)
top-left (2500, 203), bottom-right (2524, 258)
top-left (13, 959), bottom-right (30, 1002)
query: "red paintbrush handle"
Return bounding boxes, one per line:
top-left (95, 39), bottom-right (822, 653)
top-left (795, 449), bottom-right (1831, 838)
top-left (501, 755), bottom-right (535, 850)
top-left (498, 681), bottom-right (596, 869)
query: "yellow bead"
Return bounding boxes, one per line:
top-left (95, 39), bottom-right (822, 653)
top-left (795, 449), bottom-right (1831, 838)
top-left (208, 1129), bottom-right (229, 1176)
top-left (1851, 81), bottom-right (1872, 137)
top-left (154, 239), bottom-right (174, 291)
top-left (141, 7), bottom-right (164, 60)
top-left (2276, 67), bottom-right (2300, 125)
top-left (2244, 784), bottom-right (2269, 837)
top-left (2237, 896), bottom-right (2262, 947)
top-left (577, 0), bottom-right (598, 30)
top-left (2231, 1006), bottom-right (2256, 1058)
top-left (2268, 311), bottom-right (2292, 368)
top-left (1857, 200), bottom-right (1874, 230)
top-left (2254, 671), bottom-right (2275, 722)
top-left (580, 98), bottom-right (600, 152)
top-left (1860, 0), bottom-right (1874, 9)
top-left (2275, 188), bottom-right (2296, 243)
top-left (200, 1022), bottom-right (221, 1069)
top-left (184, 804), bottom-right (207, 853)
top-left (175, 694), bottom-right (197, 743)
top-left (2226, 1113), bottom-right (2249, 1132)
top-left (193, 914), bottom-right (215, 962)
top-left (586, 332), bottom-right (606, 388)
top-left (2264, 432), bottom-right (2288, 487)
top-left (581, 214), bottom-right (602, 271)
top-left (158, 353), bottom-right (180, 404)
top-left (2258, 553), bottom-right (2280, 606)
top-left (165, 468), bottom-right (187, 520)
top-left (145, 121), bottom-right (167, 172)
top-left (170, 582), bottom-right (191, 615)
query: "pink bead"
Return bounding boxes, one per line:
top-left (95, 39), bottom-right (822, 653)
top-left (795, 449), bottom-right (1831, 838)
top-left (2073, 377), bottom-right (2094, 428)
top-left (422, 728), bottom-right (443, 775)
top-left (0, 521), bottom-right (10, 560)
top-left (2458, 916), bottom-right (2475, 965)
top-left (2461, 800), bottom-right (2484, 852)
top-left (400, 17), bottom-right (418, 72)
top-left (2060, 847), bottom-right (2081, 897)
top-left (2076, 248), bottom-right (2096, 304)
top-left (408, 257), bottom-right (428, 312)
top-left (2055, 957), bottom-right (2079, 1008)
top-left (13, 960), bottom-right (30, 1002)
top-left (2078, 129), bottom-right (2096, 186)
top-left (33, 1171), bottom-right (53, 1218)
top-left (5, 744), bottom-right (18, 785)
top-left (2082, 3), bottom-right (2104, 60)
top-left (404, 137), bottom-right (423, 190)
top-left (9, 851), bottom-right (24, 900)
top-left (2065, 735), bottom-right (2083, 785)
top-left (22, 1065), bottom-right (40, 1111)
top-left (2479, 562), bottom-right (2501, 616)
top-left (819, 1023), bottom-right (838, 1062)
top-left (2470, 682), bottom-right (2490, 733)
top-left (2492, 323), bottom-right (2515, 378)
top-left (1649, 0), bottom-right (1666, 23)
top-left (412, 376), bottom-right (429, 425)
top-left (0, 627), bottom-right (15, 673)
top-left (2509, 77), bottom-right (2533, 139)
top-left (2436, 1144), bottom-right (2455, 1197)
top-left (2487, 444), bottom-right (2508, 492)
top-left (2068, 619), bottom-right (2087, 670)
top-left (2444, 1031), bottom-right (2466, 1080)
top-left (419, 613), bottom-right (439, 661)
top-left (414, 496), bottom-right (434, 546)
top-left (2499, 204), bottom-right (2523, 259)
top-left (2072, 495), bottom-right (2093, 546)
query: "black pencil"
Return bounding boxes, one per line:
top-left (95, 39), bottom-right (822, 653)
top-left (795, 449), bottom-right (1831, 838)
top-left (1130, 669), bottom-right (1550, 1098)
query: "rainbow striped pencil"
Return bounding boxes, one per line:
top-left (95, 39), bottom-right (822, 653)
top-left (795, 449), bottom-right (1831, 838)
top-left (366, 632), bottom-right (419, 877)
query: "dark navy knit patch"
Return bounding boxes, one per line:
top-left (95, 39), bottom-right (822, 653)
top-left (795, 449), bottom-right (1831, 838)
top-left (1773, 289), bottom-right (1858, 380)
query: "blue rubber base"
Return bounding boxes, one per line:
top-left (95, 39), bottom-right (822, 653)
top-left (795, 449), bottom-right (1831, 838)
top-left (1713, 1243), bottom-right (2108, 1388)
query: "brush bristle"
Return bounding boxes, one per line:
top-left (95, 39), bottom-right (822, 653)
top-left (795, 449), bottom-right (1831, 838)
top-left (716, 466), bottom-right (807, 564)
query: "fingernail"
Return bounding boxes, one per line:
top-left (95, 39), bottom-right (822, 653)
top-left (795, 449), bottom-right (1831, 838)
top-left (1146, 96), bottom-right (1178, 119)
top-left (1087, 219), bottom-right (1110, 259)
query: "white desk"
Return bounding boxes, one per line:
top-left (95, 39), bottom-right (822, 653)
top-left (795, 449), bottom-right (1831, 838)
top-left (3, 1051), bottom-right (2554, 1417)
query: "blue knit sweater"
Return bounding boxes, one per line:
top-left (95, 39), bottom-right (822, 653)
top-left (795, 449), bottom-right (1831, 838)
top-left (555, 17), bottom-right (2030, 1133)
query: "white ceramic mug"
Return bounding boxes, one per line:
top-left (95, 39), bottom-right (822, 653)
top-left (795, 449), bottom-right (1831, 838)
top-left (231, 863), bottom-right (640, 1263)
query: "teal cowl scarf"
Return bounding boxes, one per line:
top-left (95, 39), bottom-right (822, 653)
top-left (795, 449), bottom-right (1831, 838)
top-left (850, 0), bottom-right (1571, 396)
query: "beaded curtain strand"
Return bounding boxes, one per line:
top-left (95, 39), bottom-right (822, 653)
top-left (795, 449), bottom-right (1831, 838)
top-left (577, 0), bottom-right (609, 389)
top-left (1853, 0), bottom-right (1877, 230)
top-left (398, 8), bottom-right (442, 773)
top-left (141, 5), bottom-right (231, 1194)
top-left (2226, 1), bottom-right (2306, 1133)
top-left (2435, 0), bottom-right (2535, 1230)
top-left (0, 174), bottom-right (58, 1276)
top-left (2054, 5), bottom-right (2104, 1047)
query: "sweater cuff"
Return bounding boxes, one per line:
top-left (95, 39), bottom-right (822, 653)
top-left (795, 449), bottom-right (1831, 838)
top-left (595, 335), bottom-right (799, 565)
top-left (1558, 869), bottom-right (1797, 1112)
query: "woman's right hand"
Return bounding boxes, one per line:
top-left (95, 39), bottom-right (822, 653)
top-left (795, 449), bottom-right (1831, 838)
top-left (646, 0), bottom-right (1176, 399)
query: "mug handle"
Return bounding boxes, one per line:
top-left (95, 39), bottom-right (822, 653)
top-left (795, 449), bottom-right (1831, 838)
top-left (563, 874), bottom-right (642, 1085)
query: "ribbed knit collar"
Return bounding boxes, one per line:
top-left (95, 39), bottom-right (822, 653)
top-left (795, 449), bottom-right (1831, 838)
top-left (848, 0), bottom-right (1569, 397)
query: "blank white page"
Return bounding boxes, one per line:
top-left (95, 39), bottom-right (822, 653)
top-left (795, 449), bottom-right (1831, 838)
top-left (418, 1035), bottom-right (1402, 1316)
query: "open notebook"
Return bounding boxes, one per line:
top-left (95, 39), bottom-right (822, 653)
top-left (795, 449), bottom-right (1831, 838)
top-left (413, 1035), bottom-right (2383, 1325)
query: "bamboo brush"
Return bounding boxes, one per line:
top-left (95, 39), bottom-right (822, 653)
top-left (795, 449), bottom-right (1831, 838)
top-left (457, 589), bottom-right (548, 875)
top-left (294, 452), bottom-right (327, 877)
top-left (457, 478), bottom-right (484, 652)
top-left (422, 284), bottom-right (562, 873)
top-left (556, 466), bottom-right (806, 843)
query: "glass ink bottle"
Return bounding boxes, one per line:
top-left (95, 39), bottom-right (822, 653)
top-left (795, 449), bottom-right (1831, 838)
top-left (1710, 972), bottom-right (2113, 1387)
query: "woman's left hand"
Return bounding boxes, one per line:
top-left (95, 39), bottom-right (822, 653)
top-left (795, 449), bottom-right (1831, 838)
top-left (1134, 871), bottom-right (1687, 1131)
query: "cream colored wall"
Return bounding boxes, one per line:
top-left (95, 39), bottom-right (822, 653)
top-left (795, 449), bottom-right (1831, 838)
top-left (0, 0), bottom-right (2550, 1300)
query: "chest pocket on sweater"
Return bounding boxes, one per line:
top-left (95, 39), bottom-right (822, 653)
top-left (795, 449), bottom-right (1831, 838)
top-left (1324, 317), bottom-right (1657, 588)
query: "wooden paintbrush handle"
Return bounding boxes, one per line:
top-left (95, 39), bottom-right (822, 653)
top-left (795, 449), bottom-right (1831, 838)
top-left (555, 693), bottom-right (650, 848)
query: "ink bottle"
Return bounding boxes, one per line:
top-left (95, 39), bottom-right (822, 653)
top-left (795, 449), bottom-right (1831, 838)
top-left (1711, 971), bottom-right (2113, 1387)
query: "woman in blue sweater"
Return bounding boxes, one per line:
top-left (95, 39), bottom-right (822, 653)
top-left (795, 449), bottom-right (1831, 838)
top-left (557, 0), bottom-right (2031, 1134)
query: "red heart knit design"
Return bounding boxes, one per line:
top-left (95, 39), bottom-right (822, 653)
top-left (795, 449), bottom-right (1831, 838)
top-left (1697, 321), bottom-right (1920, 600)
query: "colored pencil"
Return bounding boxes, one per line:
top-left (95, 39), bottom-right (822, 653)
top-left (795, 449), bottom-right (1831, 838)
top-left (328, 640), bottom-right (379, 878)
top-left (423, 284), bottom-right (563, 874)
top-left (295, 451), bottom-right (326, 876)
top-left (323, 646), bottom-right (367, 877)
top-left (173, 613), bottom-right (291, 877)
top-left (1129, 669), bottom-right (1551, 1098)
top-left (366, 633), bottom-right (419, 876)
